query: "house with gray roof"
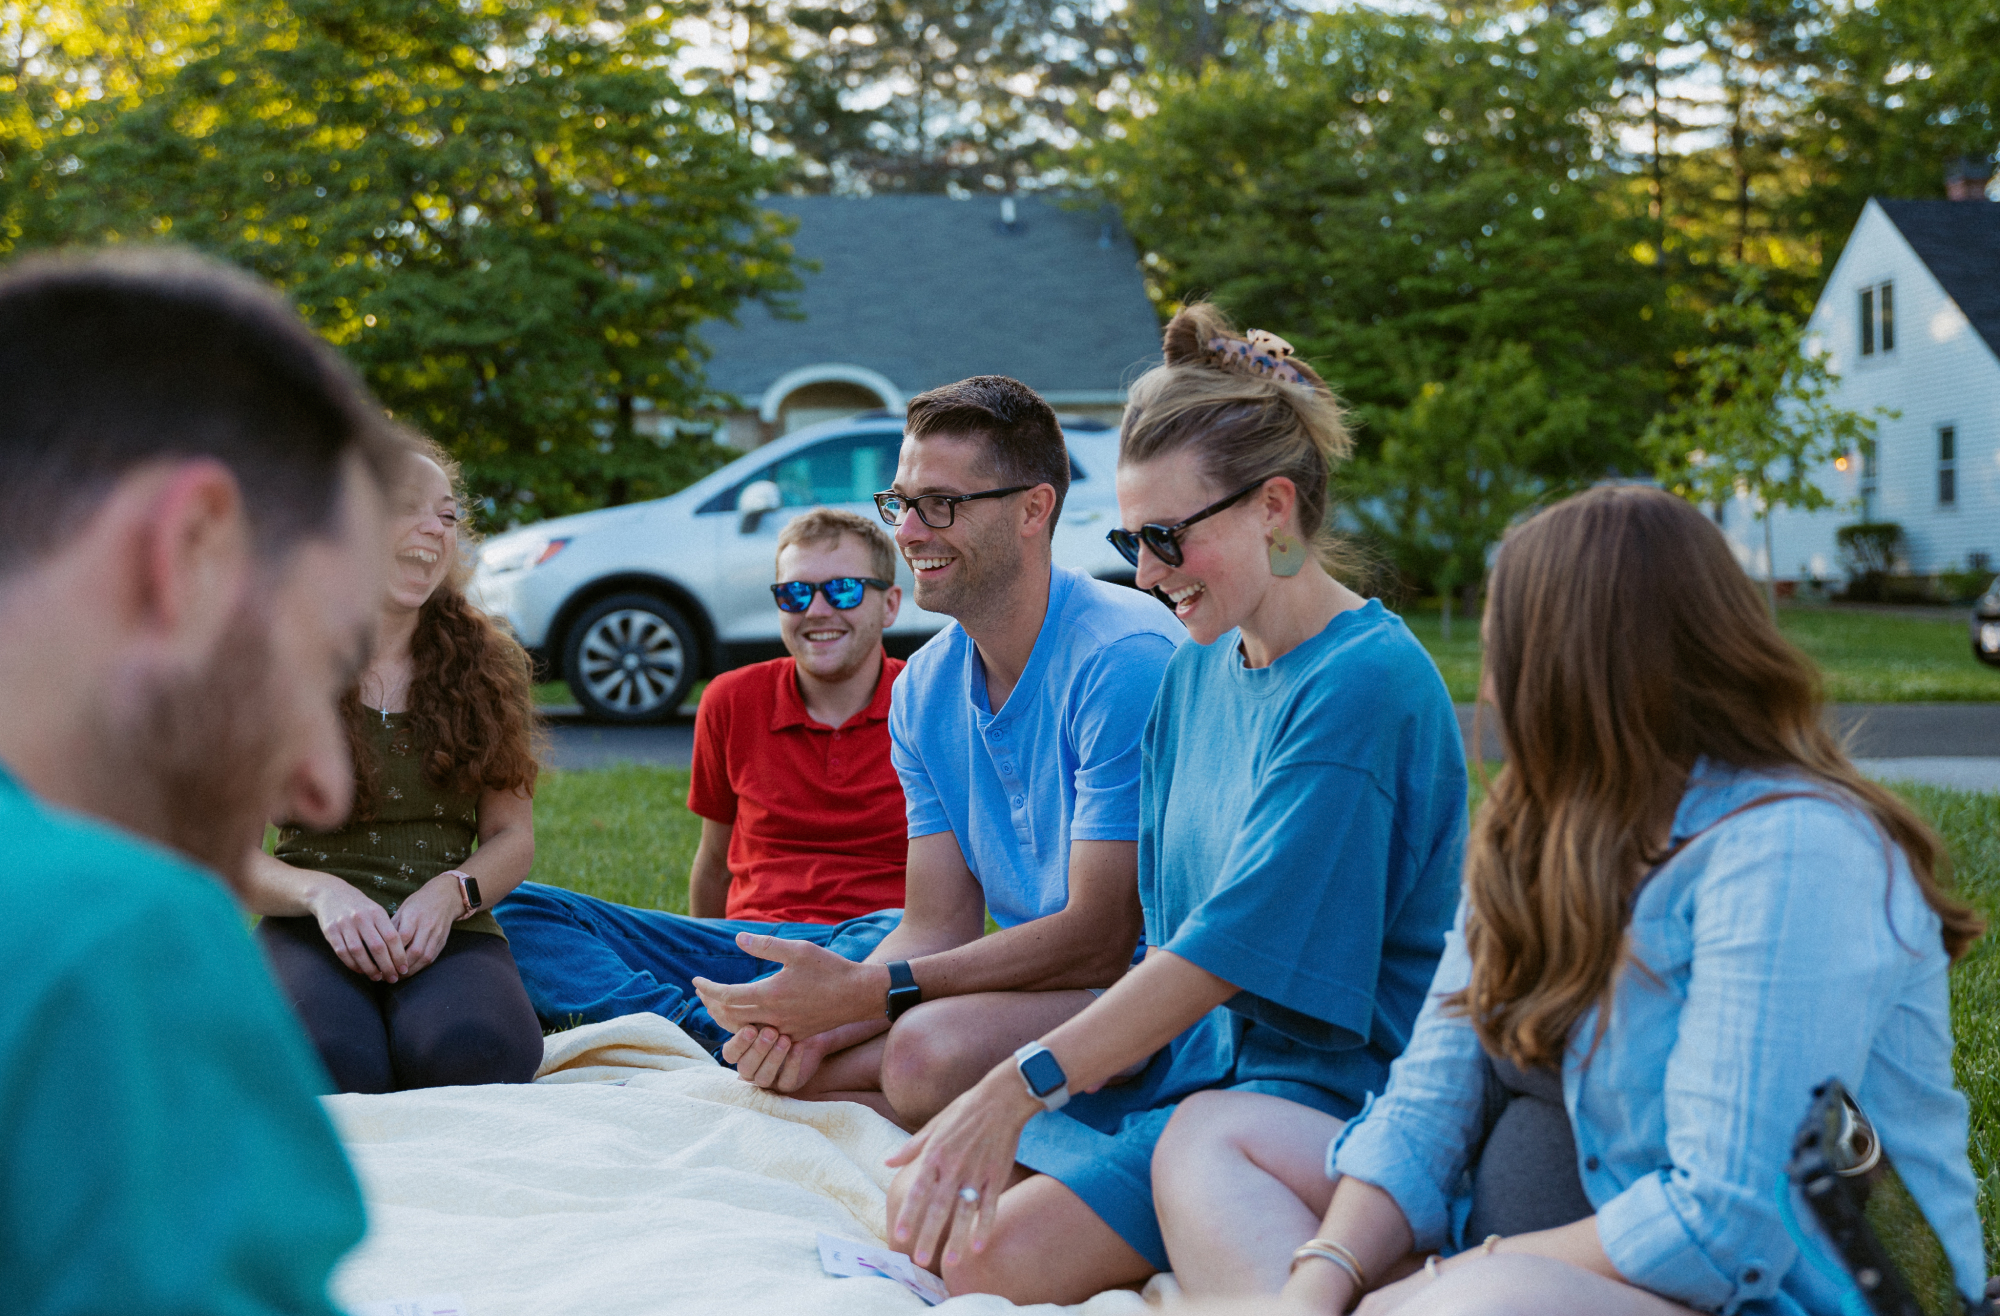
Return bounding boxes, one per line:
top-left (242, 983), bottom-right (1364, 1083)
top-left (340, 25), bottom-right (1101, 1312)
top-left (1724, 182), bottom-right (2000, 582)
top-left (693, 194), bottom-right (1164, 447)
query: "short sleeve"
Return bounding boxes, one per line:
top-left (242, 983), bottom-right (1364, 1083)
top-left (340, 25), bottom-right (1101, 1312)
top-left (1066, 633), bottom-right (1176, 843)
top-left (12, 890), bottom-right (365, 1315)
top-left (890, 668), bottom-right (951, 839)
top-left (687, 678), bottom-right (737, 823)
top-left (1164, 759), bottom-right (1393, 1044)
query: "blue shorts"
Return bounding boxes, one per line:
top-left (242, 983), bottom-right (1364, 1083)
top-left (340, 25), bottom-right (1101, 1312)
top-left (1015, 1009), bottom-right (1355, 1271)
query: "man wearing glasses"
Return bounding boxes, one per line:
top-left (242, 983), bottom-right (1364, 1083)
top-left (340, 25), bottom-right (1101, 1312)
top-left (696, 376), bottom-right (1183, 1132)
top-left (495, 510), bottom-right (914, 1108)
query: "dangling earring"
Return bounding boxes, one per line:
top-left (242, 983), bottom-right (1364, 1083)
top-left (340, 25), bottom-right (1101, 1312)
top-left (1267, 531), bottom-right (1307, 577)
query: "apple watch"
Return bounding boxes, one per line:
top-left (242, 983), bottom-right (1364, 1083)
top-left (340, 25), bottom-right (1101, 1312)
top-left (1013, 1041), bottom-right (1071, 1112)
top-left (443, 869), bottom-right (482, 919)
top-left (885, 960), bottom-right (922, 1021)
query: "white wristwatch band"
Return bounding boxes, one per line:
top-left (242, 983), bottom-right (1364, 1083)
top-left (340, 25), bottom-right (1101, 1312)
top-left (1013, 1041), bottom-right (1072, 1112)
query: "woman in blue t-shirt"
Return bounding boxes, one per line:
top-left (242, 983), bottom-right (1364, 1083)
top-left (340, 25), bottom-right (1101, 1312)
top-left (880, 304), bottom-right (1467, 1303)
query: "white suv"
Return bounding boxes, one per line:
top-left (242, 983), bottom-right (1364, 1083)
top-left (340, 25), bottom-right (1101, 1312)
top-left (469, 415), bottom-right (1146, 722)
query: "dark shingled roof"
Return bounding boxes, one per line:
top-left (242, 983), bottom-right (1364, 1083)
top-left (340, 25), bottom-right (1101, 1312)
top-left (696, 195), bottom-right (1164, 406)
top-left (1878, 199), bottom-right (2000, 358)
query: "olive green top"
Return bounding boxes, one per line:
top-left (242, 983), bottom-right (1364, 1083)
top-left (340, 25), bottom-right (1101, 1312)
top-left (274, 711), bottom-right (502, 938)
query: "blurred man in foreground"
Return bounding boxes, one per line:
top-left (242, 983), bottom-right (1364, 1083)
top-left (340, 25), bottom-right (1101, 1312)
top-left (0, 249), bottom-right (403, 1314)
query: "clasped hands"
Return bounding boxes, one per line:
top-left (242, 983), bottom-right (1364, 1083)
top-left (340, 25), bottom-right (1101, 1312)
top-left (310, 871), bottom-right (461, 983)
top-left (693, 934), bottom-right (890, 1092)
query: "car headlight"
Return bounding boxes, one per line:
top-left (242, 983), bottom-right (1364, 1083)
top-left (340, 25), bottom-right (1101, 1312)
top-left (480, 535), bottom-right (571, 576)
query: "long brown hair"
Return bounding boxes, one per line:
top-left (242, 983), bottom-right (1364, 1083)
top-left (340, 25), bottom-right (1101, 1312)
top-left (344, 434), bottom-right (540, 820)
top-left (1457, 485), bottom-right (1980, 1068)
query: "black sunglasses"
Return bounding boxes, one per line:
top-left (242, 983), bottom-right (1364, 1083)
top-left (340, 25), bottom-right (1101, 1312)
top-left (1106, 479), bottom-right (1270, 569)
top-left (769, 577), bottom-right (894, 613)
top-left (873, 485), bottom-right (1032, 530)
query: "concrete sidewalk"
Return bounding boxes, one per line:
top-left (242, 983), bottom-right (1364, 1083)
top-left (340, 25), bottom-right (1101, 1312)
top-left (1454, 702), bottom-right (2000, 763)
top-left (1855, 759), bottom-right (2000, 792)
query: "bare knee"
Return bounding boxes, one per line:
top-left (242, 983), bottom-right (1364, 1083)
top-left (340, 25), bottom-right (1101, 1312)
top-left (939, 1222), bottom-right (1037, 1300)
top-left (1154, 1089), bottom-right (1262, 1182)
top-left (1379, 1255), bottom-right (1640, 1316)
top-left (880, 1001), bottom-right (987, 1126)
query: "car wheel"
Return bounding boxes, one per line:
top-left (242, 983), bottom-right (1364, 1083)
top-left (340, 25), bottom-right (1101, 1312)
top-left (563, 593), bottom-right (699, 724)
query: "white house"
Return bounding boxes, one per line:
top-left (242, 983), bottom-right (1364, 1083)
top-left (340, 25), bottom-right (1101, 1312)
top-left (1722, 187), bottom-right (2000, 583)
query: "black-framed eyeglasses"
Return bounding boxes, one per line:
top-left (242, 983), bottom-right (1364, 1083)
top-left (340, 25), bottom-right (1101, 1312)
top-left (873, 485), bottom-right (1033, 530)
top-left (769, 577), bottom-right (894, 613)
top-left (1105, 479), bottom-right (1270, 569)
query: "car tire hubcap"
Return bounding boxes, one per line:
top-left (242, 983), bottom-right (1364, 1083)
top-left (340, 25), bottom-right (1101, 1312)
top-left (579, 609), bottom-right (684, 714)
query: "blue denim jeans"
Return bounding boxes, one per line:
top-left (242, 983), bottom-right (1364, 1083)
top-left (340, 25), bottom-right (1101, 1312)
top-left (492, 881), bottom-right (901, 1056)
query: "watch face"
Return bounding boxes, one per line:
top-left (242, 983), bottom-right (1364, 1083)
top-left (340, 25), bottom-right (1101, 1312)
top-left (463, 875), bottom-right (483, 909)
top-left (1019, 1048), bottom-right (1067, 1099)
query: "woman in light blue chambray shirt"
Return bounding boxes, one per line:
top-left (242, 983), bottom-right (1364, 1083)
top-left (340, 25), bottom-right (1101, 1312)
top-left (1277, 487), bottom-right (1986, 1316)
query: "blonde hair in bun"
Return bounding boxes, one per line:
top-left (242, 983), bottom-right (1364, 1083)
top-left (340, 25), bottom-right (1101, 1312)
top-left (1121, 302), bottom-right (1352, 563)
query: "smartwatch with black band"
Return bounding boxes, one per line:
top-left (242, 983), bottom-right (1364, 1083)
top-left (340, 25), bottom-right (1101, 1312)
top-left (885, 960), bottom-right (922, 1021)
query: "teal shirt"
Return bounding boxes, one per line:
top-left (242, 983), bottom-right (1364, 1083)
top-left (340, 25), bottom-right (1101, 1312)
top-left (1140, 599), bottom-right (1467, 1103)
top-left (0, 767), bottom-right (366, 1316)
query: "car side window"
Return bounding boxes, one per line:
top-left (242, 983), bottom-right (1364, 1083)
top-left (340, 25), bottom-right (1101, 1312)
top-left (769, 433), bottom-right (902, 507)
top-left (697, 432), bottom-right (905, 515)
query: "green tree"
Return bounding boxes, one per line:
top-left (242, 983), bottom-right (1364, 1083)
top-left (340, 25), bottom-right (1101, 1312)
top-left (0, 1), bottom-right (216, 251)
top-left (1089, 5), bottom-right (1673, 600)
top-left (1642, 270), bottom-right (1891, 609)
top-left (1343, 343), bottom-right (1587, 638)
top-left (1791, 0), bottom-right (2000, 272)
top-left (53, 0), bottom-right (798, 518)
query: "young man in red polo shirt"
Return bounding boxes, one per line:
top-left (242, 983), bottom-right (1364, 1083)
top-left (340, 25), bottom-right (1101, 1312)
top-left (495, 510), bottom-right (909, 1074)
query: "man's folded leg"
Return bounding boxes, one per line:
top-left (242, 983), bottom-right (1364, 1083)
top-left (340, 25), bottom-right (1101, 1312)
top-left (493, 882), bottom-right (900, 1054)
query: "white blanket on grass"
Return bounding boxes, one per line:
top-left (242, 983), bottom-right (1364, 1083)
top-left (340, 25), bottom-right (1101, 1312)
top-left (326, 1014), bottom-right (1154, 1316)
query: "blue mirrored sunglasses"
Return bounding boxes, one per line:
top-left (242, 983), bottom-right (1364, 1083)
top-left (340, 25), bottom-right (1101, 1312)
top-left (769, 577), bottom-right (894, 613)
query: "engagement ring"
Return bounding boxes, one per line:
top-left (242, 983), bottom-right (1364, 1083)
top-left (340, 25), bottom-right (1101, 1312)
top-left (958, 1186), bottom-right (980, 1205)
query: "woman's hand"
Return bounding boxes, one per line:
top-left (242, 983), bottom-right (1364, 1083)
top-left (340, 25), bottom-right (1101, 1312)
top-left (307, 879), bottom-right (411, 982)
top-left (883, 1060), bottom-right (1042, 1269)
top-left (392, 873), bottom-right (462, 976)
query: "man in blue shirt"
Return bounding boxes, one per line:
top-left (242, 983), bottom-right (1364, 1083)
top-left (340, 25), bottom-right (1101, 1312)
top-left (696, 376), bottom-right (1182, 1128)
top-left (0, 250), bottom-right (401, 1314)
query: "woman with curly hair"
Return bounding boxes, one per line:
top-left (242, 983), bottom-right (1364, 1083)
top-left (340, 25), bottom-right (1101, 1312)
top-left (244, 436), bottom-right (545, 1093)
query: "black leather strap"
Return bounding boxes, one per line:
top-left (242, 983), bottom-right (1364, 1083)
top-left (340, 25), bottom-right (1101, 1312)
top-left (885, 960), bottom-right (922, 1021)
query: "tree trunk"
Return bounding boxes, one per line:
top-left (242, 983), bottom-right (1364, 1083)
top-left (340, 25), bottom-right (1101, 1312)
top-left (1726, 55), bottom-right (1750, 266)
top-left (1440, 589), bottom-right (1452, 643)
top-left (1646, 50), bottom-right (1665, 258)
top-left (1762, 509), bottom-right (1777, 614)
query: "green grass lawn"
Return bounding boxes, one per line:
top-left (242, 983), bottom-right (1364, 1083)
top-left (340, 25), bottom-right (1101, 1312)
top-left (1399, 604), bottom-right (1998, 703)
top-left (533, 765), bottom-right (701, 911)
top-left (1778, 609), bottom-right (2000, 702)
top-left (527, 766), bottom-right (2000, 1262)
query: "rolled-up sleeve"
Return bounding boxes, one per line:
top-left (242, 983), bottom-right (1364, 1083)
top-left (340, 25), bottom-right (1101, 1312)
top-left (1594, 799), bottom-right (1914, 1312)
top-left (1330, 926), bottom-right (1487, 1251)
